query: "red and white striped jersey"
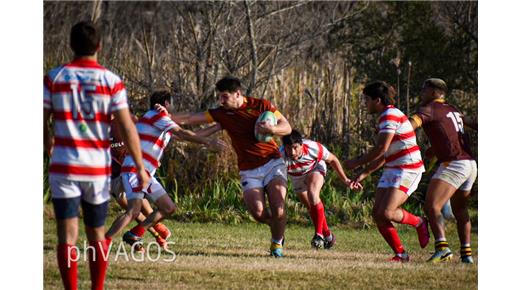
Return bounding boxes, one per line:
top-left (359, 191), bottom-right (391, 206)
top-left (378, 105), bottom-right (424, 171)
top-left (121, 110), bottom-right (179, 176)
top-left (44, 58), bottom-right (128, 181)
top-left (281, 139), bottom-right (331, 176)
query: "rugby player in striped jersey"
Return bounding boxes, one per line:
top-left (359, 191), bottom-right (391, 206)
top-left (346, 81), bottom-right (430, 262)
top-left (280, 130), bottom-right (359, 249)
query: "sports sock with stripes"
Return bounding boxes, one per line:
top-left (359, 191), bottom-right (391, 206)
top-left (435, 239), bottom-right (449, 251)
top-left (460, 244), bottom-right (472, 257)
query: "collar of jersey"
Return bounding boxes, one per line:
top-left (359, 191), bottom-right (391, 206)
top-left (70, 58), bottom-right (99, 66)
top-left (238, 96), bottom-right (248, 109)
top-left (432, 98), bottom-right (445, 103)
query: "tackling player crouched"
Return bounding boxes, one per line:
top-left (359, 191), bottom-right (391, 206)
top-left (281, 130), bottom-right (359, 249)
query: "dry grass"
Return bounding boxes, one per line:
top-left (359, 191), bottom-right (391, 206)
top-left (44, 212), bottom-right (477, 289)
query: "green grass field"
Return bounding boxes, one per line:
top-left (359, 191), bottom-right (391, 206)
top-left (44, 211), bottom-right (477, 289)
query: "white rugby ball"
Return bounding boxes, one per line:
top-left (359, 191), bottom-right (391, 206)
top-left (254, 111), bottom-right (276, 142)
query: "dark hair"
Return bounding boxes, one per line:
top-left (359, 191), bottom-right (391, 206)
top-left (216, 76), bottom-right (242, 93)
top-left (149, 90), bottom-right (172, 110)
top-left (362, 80), bottom-right (396, 106)
top-left (423, 78), bottom-right (448, 94)
top-left (70, 21), bottom-right (101, 56)
top-left (282, 130), bottom-right (303, 146)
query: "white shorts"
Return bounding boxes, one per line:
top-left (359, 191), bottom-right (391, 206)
top-left (432, 159), bottom-right (477, 191)
top-left (377, 169), bottom-right (423, 196)
top-left (121, 172), bottom-right (167, 202)
top-left (239, 158), bottom-right (288, 192)
top-left (49, 175), bottom-right (111, 205)
top-left (290, 161), bottom-right (327, 194)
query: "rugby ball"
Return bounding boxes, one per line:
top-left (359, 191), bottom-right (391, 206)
top-left (254, 111), bottom-right (276, 142)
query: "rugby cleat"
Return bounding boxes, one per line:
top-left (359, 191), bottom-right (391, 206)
top-left (461, 255), bottom-right (474, 264)
top-left (324, 233), bottom-right (336, 250)
top-left (427, 247), bottom-right (453, 263)
top-left (389, 252), bottom-right (410, 263)
top-left (311, 234), bottom-right (325, 249)
top-left (270, 242), bottom-right (284, 258)
top-left (416, 218), bottom-right (430, 248)
top-left (155, 236), bottom-right (168, 250)
top-left (123, 231), bottom-right (144, 252)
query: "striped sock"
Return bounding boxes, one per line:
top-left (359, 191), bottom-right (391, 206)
top-left (460, 244), bottom-right (472, 257)
top-left (435, 239), bottom-right (449, 251)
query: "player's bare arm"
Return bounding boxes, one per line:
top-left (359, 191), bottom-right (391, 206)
top-left (114, 108), bottom-right (150, 189)
top-left (324, 153), bottom-right (354, 188)
top-left (350, 155), bottom-right (385, 189)
top-left (43, 108), bottom-right (53, 156)
top-left (170, 126), bottom-right (227, 152)
top-left (256, 113), bottom-right (291, 136)
top-left (194, 123), bottom-right (222, 137)
top-left (345, 132), bottom-right (394, 170)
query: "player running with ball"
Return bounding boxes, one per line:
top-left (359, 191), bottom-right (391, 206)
top-left (346, 81), bottom-right (430, 262)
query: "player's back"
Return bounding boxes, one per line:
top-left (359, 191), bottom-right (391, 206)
top-left (121, 110), bottom-right (178, 176)
top-left (44, 58), bottom-right (127, 181)
top-left (419, 101), bottom-right (473, 162)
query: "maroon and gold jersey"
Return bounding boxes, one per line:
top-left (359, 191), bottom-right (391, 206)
top-left (206, 96), bottom-right (282, 171)
top-left (110, 114), bottom-right (138, 177)
top-left (411, 99), bottom-right (473, 163)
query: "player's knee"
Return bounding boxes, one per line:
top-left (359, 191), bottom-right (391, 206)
top-left (373, 208), bottom-right (388, 223)
top-left (271, 206), bottom-right (285, 220)
top-left (128, 208), bottom-right (141, 220)
top-left (162, 203), bottom-right (177, 215)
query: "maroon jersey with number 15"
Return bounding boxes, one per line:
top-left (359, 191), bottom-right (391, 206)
top-left (411, 99), bottom-right (473, 163)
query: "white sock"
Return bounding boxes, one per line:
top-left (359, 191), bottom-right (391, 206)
top-left (272, 238), bottom-right (283, 245)
top-left (325, 234), bottom-right (333, 241)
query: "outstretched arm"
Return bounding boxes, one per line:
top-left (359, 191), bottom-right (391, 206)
top-left (345, 132), bottom-right (393, 170)
top-left (170, 126), bottom-right (227, 152)
top-left (350, 156), bottom-right (385, 189)
top-left (170, 111), bottom-right (211, 126)
top-left (325, 153), bottom-right (352, 188)
top-left (193, 123), bottom-right (222, 137)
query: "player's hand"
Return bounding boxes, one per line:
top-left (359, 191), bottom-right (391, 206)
top-left (344, 159), bottom-right (359, 170)
top-left (154, 104), bottom-right (169, 115)
top-left (256, 121), bottom-right (275, 134)
top-left (136, 167), bottom-right (151, 191)
top-left (207, 138), bottom-right (227, 152)
top-left (350, 172), bottom-right (368, 190)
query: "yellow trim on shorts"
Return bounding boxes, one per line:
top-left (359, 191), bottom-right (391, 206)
top-left (204, 111), bottom-right (214, 123)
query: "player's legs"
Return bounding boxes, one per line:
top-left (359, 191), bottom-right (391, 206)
top-left (51, 176), bottom-right (82, 290)
top-left (304, 172), bottom-right (333, 248)
top-left (81, 199), bottom-right (110, 290)
top-left (105, 198), bottom-right (143, 239)
top-left (296, 191), bottom-right (311, 210)
top-left (113, 193), bottom-right (162, 237)
top-left (266, 177), bottom-right (287, 242)
top-left (373, 187), bottom-right (410, 261)
top-left (138, 194), bottom-right (176, 230)
top-left (450, 189), bottom-right (471, 245)
top-left (425, 179), bottom-right (457, 241)
top-left (243, 188), bottom-right (271, 224)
